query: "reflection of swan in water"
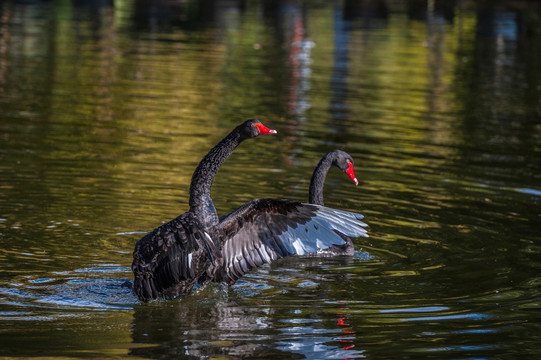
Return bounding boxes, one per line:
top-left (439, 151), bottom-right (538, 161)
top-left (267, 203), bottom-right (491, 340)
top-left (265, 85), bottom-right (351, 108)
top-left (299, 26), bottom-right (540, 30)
top-left (129, 258), bottom-right (367, 359)
top-left (3, 258), bottom-right (369, 358)
top-left (130, 294), bottom-right (274, 358)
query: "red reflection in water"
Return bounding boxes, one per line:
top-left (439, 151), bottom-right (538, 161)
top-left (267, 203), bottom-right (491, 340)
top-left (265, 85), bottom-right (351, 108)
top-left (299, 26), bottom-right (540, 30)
top-left (336, 299), bottom-right (357, 358)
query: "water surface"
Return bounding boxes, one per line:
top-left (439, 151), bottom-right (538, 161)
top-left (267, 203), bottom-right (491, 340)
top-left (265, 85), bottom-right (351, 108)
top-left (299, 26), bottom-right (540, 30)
top-left (1, 1), bottom-right (540, 359)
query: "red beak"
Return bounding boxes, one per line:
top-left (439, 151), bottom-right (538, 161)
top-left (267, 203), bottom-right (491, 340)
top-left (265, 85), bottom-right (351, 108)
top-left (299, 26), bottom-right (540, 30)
top-left (254, 122), bottom-right (277, 135)
top-left (345, 161), bottom-right (358, 186)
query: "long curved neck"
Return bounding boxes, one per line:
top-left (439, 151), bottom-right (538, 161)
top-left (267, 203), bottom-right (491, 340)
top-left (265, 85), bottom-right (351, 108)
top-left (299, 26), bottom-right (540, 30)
top-left (189, 129), bottom-right (242, 228)
top-left (309, 154), bottom-right (334, 205)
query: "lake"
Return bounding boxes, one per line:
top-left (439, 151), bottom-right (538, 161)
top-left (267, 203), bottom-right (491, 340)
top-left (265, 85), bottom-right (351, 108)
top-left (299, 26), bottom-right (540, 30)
top-left (1, 0), bottom-right (540, 359)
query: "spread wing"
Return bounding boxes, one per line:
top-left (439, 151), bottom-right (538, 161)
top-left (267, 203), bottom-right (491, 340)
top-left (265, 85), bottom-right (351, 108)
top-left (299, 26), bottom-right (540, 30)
top-left (212, 199), bottom-right (368, 284)
top-left (131, 212), bottom-right (220, 302)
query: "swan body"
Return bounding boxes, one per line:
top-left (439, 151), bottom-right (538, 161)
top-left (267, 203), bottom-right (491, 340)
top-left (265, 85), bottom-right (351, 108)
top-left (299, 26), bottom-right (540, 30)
top-left (211, 199), bottom-right (367, 284)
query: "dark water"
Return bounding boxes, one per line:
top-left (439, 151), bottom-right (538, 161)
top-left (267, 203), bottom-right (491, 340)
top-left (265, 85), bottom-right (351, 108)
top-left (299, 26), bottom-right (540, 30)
top-left (1, 0), bottom-right (540, 358)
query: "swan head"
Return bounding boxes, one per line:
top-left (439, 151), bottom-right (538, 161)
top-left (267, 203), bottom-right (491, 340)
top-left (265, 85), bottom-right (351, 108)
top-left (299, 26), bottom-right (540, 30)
top-left (240, 119), bottom-right (277, 138)
top-left (331, 150), bottom-right (358, 186)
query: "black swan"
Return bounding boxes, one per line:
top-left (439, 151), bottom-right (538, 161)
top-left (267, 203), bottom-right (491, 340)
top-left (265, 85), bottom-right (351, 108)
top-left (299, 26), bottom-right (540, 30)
top-left (207, 152), bottom-right (367, 286)
top-left (309, 150), bottom-right (359, 256)
top-left (132, 119), bottom-right (276, 301)
top-left (132, 120), bottom-right (368, 301)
